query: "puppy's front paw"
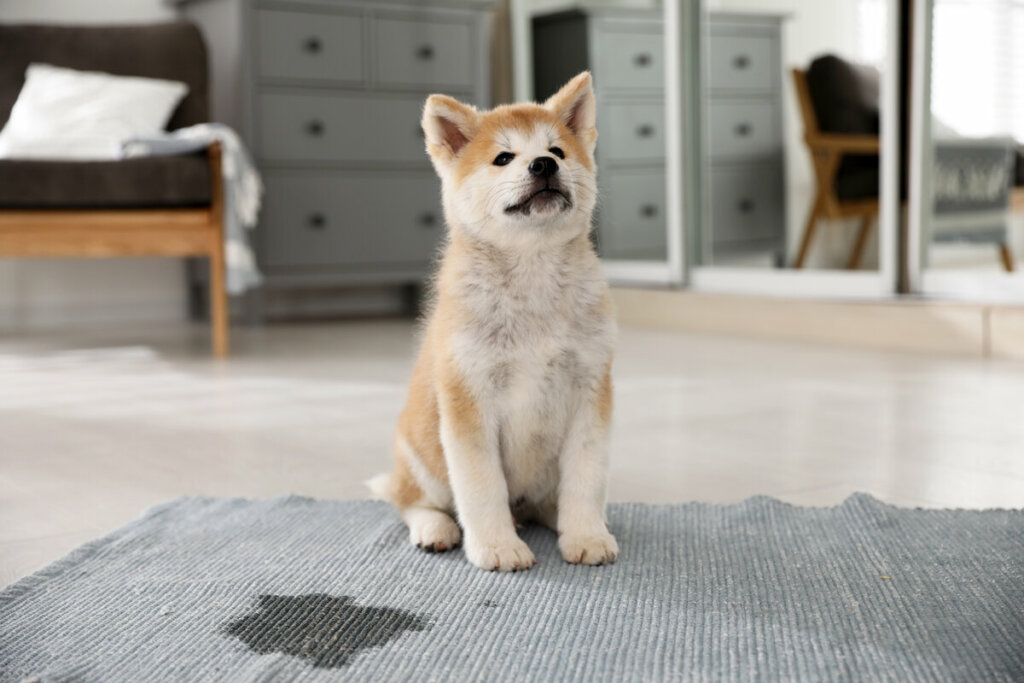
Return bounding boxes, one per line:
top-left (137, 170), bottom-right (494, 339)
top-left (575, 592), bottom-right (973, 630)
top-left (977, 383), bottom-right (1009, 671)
top-left (465, 536), bottom-right (536, 572)
top-left (560, 530), bottom-right (619, 566)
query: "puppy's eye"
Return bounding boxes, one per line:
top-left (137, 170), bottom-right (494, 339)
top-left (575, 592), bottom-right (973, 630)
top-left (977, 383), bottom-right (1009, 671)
top-left (493, 152), bottom-right (515, 166)
top-left (549, 146), bottom-right (565, 159)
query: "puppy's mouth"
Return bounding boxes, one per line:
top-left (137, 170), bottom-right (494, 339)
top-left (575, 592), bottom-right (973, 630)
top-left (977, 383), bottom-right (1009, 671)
top-left (504, 186), bottom-right (572, 215)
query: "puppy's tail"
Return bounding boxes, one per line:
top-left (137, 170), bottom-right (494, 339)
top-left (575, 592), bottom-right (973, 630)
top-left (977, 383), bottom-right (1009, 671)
top-left (365, 472), bottom-right (393, 502)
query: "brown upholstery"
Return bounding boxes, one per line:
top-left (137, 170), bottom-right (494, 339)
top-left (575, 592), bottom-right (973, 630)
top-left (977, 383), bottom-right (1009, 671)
top-left (0, 22), bottom-right (208, 131)
top-left (805, 55), bottom-right (880, 136)
top-left (0, 154), bottom-right (212, 209)
top-left (0, 22), bottom-right (211, 209)
top-left (806, 55), bottom-right (881, 201)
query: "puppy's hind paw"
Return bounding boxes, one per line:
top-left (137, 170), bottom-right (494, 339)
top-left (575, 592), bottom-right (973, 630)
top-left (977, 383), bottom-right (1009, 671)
top-left (559, 531), bottom-right (619, 566)
top-left (405, 508), bottom-right (462, 553)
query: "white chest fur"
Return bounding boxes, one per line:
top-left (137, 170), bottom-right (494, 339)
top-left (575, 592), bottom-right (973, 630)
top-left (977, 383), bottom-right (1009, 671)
top-left (447, 239), bottom-right (614, 501)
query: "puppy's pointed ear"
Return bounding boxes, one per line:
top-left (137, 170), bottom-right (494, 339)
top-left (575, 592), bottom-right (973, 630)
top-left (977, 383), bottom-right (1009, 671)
top-left (422, 94), bottom-right (479, 169)
top-left (544, 71), bottom-right (597, 153)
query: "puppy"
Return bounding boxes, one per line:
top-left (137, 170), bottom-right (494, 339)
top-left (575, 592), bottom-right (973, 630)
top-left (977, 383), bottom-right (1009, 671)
top-left (368, 72), bottom-right (617, 572)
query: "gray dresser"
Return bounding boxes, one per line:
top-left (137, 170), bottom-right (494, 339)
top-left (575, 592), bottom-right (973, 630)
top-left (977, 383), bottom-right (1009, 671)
top-left (532, 8), bottom-right (786, 263)
top-left (704, 13), bottom-right (786, 264)
top-left (533, 8), bottom-right (667, 261)
top-left (179, 0), bottom-right (492, 313)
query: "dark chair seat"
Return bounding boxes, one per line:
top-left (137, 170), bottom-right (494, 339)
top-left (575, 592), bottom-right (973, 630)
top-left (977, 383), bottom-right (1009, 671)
top-left (0, 153), bottom-right (212, 209)
top-left (835, 155), bottom-right (881, 201)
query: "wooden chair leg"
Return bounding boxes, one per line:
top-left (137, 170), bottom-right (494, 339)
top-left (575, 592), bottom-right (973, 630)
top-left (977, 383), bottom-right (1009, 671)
top-left (793, 194), bottom-right (822, 269)
top-left (209, 236), bottom-right (229, 357)
top-left (998, 243), bottom-right (1015, 272)
top-left (846, 214), bottom-right (874, 270)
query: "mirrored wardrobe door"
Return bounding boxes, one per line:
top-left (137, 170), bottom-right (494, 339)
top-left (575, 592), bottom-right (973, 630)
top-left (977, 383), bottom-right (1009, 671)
top-left (911, 0), bottom-right (1024, 301)
top-left (696, 0), bottom-right (895, 281)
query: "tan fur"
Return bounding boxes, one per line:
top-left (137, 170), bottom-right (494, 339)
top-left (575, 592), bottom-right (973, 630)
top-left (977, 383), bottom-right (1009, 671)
top-left (389, 333), bottom-right (448, 509)
top-left (389, 451), bottom-right (423, 509)
top-left (370, 72), bottom-right (618, 571)
top-left (451, 105), bottom-right (595, 185)
top-left (597, 360), bottom-right (614, 428)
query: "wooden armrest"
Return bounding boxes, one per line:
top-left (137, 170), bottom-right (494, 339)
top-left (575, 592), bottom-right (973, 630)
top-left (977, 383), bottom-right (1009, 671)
top-left (206, 141), bottom-right (224, 217)
top-left (206, 140), bottom-right (223, 162)
top-left (807, 134), bottom-right (880, 154)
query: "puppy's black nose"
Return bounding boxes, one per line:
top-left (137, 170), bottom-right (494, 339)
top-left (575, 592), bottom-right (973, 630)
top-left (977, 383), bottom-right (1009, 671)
top-left (528, 156), bottom-right (558, 178)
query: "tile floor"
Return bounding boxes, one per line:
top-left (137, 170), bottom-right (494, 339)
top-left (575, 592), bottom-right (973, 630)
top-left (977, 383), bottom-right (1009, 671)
top-left (2, 319), bottom-right (1023, 587)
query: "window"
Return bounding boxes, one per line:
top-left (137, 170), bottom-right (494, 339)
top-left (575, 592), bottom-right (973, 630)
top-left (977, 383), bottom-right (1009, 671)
top-left (931, 0), bottom-right (1024, 139)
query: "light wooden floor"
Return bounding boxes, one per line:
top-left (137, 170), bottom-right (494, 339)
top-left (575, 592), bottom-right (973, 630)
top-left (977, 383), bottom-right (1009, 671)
top-left (2, 319), bottom-right (1023, 587)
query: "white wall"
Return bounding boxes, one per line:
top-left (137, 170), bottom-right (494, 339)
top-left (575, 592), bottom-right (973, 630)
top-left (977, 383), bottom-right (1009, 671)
top-left (0, 0), bottom-right (186, 331)
top-left (0, 0), bottom-right (175, 24)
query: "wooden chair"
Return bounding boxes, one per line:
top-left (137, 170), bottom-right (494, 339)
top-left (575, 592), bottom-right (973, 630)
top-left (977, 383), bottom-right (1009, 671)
top-left (0, 144), bottom-right (229, 356)
top-left (792, 67), bottom-right (880, 270)
top-left (0, 22), bottom-right (229, 355)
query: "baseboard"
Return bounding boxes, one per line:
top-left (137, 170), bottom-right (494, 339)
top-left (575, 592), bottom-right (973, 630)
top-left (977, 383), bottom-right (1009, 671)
top-left (259, 285), bottom-right (412, 320)
top-left (0, 297), bottom-right (186, 332)
top-left (612, 287), bottom-right (1024, 360)
top-left (990, 307), bottom-right (1024, 361)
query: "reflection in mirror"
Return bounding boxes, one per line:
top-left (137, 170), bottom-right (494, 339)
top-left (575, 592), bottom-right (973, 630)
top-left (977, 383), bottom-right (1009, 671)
top-left (701, 0), bottom-right (888, 271)
top-left (924, 0), bottom-right (1023, 278)
top-left (530, 1), bottom-right (668, 262)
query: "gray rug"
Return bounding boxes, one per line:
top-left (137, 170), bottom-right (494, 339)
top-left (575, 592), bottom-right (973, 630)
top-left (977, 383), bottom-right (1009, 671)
top-left (1, 495), bottom-right (1022, 682)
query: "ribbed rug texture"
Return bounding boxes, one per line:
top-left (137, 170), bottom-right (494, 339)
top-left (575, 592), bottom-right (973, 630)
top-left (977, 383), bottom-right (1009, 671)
top-left (1, 495), bottom-right (1022, 682)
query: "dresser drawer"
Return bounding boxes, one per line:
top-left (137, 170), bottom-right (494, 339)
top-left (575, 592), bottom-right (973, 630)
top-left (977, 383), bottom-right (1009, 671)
top-left (374, 16), bottom-right (474, 89)
top-left (598, 169), bottom-right (667, 259)
top-left (708, 100), bottom-right (780, 159)
top-left (596, 25), bottom-right (664, 91)
top-left (256, 9), bottom-right (363, 83)
top-left (262, 173), bottom-right (442, 269)
top-left (599, 102), bottom-right (665, 162)
top-left (258, 92), bottom-right (426, 164)
top-left (709, 163), bottom-right (784, 244)
top-left (708, 33), bottom-right (777, 93)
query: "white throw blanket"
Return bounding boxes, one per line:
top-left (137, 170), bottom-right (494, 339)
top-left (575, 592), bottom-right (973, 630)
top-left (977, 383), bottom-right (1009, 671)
top-left (123, 124), bottom-right (263, 295)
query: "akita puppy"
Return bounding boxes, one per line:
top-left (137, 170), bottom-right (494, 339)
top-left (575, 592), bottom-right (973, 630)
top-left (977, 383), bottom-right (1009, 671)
top-left (369, 72), bottom-right (617, 572)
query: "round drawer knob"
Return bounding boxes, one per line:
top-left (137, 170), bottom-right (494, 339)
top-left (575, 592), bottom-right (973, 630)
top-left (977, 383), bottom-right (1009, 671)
top-left (634, 53), bottom-right (652, 67)
top-left (306, 120), bottom-right (324, 136)
top-left (733, 54), bottom-right (751, 69)
top-left (417, 45), bottom-right (435, 61)
top-left (419, 212), bottom-right (437, 228)
top-left (738, 199), bottom-right (755, 214)
top-left (304, 37), bottom-right (322, 54)
top-left (735, 123), bottom-right (752, 137)
top-left (640, 204), bottom-right (658, 218)
top-left (307, 213), bottom-right (327, 229)
top-left (636, 124), bottom-right (655, 138)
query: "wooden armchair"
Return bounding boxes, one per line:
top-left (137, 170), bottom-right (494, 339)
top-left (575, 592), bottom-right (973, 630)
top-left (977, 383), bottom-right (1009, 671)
top-left (794, 58), bottom-right (1017, 272)
top-left (0, 22), bottom-right (229, 356)
top-left (792, 67), bottom-right (880, 270)
top-left (0, 143), bottom-right (228, 356)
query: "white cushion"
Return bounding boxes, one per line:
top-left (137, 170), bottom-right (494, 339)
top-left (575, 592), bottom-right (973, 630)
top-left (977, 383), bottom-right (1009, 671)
top-left (0, 63), bottom-right (188, 160)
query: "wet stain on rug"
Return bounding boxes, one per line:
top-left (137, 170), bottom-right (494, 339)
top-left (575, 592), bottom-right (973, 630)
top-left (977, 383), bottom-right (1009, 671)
top-left (224, 594), bottom-right (429, 668)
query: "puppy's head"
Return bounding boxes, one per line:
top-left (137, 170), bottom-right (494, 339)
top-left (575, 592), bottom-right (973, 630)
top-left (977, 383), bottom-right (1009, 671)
top-left (421, 72), bottom-right (598, 246)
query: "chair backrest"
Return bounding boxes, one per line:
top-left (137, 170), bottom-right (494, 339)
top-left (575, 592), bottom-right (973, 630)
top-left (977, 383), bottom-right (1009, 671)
top-left (803, 54), bottom-right (880, 136)
top-left (791, 68), bottom-right (820, 140)
top-left (0, 22), bottom-right (209, 131)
